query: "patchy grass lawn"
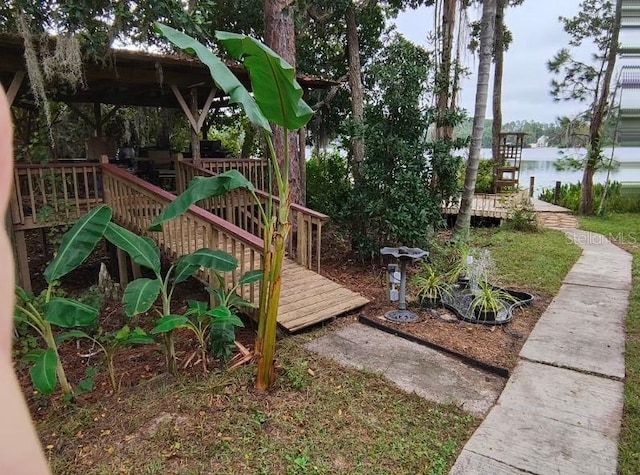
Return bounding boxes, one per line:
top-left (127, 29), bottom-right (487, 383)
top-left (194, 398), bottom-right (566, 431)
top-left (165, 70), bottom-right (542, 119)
top-left (38, 337), bottom-right (475, 475)
top-left (580, 214), bottom-right (640, 474)
top-left (470, 228), bottom-right (582, 294)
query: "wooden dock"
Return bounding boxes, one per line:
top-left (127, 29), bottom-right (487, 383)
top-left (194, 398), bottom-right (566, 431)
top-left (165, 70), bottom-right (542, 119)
top-left (441, 193), bottom-right (578, 228)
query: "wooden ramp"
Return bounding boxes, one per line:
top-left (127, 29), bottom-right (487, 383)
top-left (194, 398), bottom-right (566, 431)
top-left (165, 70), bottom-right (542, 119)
top-left (100, 164), bottom-right (368, 333)
top-left (278, 259), bottom-right (369, 332)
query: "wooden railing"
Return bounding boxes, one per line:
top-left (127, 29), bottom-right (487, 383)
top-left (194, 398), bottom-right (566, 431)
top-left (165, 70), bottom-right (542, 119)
top-left (185, 158), bottom-right (269, 191)
top-left (176, 160), bottom-right (327, 272)
top-left (102, 164), bottom-right (263, 306)
top-left (441, 190), bottom-right (529, 219)
top-left (11, 163), bottom-right (103, 229)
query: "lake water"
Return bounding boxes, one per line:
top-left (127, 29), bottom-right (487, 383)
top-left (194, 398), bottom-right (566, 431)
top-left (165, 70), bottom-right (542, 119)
top-left (479, 147), bottom-right (640, 197)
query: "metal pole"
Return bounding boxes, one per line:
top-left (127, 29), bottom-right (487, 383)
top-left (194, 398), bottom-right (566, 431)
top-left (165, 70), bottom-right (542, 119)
top-left (398, 259), bottom-right (408, 311)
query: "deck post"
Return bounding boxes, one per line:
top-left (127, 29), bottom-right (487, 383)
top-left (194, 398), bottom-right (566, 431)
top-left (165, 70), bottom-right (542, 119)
top-left (529, 176), bottom-right (535, 197)
top-left (116, 247), bottom-right (129, 287)
top-left (14, 229), bottom-right (31, 291)
top-left (554, 181), bottom-right (562, 205)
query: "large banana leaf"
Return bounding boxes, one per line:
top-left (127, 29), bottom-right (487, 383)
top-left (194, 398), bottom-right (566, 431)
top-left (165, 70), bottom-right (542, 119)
top-left (104, 222), bottom-right (161, 274)
top-left (216, 31), bottom-right (313, 130)
top-left (151, 314), bottom-right (189, 334)
top-left (173, 248), bottom-right (239, 284)
top-left (44, 205), bottom-right (112, 283)
top-left (43, 298), bottom-right (98, 328)
top-left (181, 248), bottom-right (238, 272)
top-left (29, 348), bottom-right (58, 394)
top-left (123, 278), bottom-right (162, 317)
top-left (154, 23), bottom-right (271, 133)
top-left (149, 171), bottom-right (254, 231)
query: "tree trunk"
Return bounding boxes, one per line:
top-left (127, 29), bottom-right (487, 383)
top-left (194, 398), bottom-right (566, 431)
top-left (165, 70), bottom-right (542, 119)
top-left (579, 0), bottom-right (621, 215)
top-left (436, 0), bottom-right (457, 139)
top-left (263, 0), bottom-right (304, 205)
top-left (346, 3), bottom-right (365, 181)
top-left (454, 0), bottom-right (496, 237)
top-left (491, 0), bottom-right (505, 168)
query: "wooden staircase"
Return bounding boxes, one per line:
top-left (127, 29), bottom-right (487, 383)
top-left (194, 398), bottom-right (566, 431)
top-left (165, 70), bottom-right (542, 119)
top-left (11, 161), bottom-right (368, 332)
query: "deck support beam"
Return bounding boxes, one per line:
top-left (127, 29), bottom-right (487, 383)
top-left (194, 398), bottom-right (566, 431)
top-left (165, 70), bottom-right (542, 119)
top-left (6, 71), bottom-right (26, 107)
top-left (170, 85), bottom-right (217, 165)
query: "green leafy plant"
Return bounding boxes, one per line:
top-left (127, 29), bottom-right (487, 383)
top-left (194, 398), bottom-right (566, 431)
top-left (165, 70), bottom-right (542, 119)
top-left (504, 197), bottom-right (540, 232)
top-left (58, 325), bottom-right (154, 392)
top-left (411, 264), bottom-right (452, 307)
top-left (151, 24), bottom-right (313, 390)
top-left (207, 269), bottom-right (262, 360)
top-left (469, 280), bottom-right (518, 321)
top-left (14, 205), bottom-right (112, 397)
top-left (105, 220), bottom-right (242, 375)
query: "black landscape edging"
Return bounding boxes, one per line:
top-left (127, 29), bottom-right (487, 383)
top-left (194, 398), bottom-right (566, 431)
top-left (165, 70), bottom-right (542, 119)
top-left (358, 315), bottom-right (510, 379)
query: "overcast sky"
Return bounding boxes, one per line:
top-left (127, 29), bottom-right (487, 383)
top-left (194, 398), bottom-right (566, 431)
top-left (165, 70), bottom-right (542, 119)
top-left (394, 0), bottom-right (591, 124)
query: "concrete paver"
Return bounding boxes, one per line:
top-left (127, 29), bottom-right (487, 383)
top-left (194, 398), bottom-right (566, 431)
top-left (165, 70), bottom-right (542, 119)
top-left (305, 323), bottom-right (505, 416)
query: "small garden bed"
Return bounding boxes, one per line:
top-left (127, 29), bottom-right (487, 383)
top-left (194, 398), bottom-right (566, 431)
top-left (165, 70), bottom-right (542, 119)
top-left (321, 227), bottom-right (581, 374)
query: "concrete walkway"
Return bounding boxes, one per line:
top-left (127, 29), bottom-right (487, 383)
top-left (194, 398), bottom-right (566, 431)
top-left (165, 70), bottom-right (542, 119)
top-left (451, 229), bottom-right (632, 474)
top-left (305, 323), bottom-right (506, 416)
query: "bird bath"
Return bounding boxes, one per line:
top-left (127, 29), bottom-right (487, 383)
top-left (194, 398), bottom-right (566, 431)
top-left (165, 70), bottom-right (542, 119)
top-left (380, 246), bottom-right (428, 323)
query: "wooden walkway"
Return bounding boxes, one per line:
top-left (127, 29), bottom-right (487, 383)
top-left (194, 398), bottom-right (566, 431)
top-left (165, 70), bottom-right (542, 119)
top-left (105, 164), bottom-right (371, 332)
top-left (10, 161), bottom-right (368, 332)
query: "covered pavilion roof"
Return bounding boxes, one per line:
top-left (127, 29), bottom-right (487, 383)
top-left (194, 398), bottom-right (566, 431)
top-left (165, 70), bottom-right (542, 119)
top-left (0, 33), bottom-right (335, 110)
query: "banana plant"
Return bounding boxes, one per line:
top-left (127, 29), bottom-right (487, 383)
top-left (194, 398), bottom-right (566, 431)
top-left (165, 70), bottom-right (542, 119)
top-left (151, 299), bottom-right (245, 374)
top-left (14, 205), bottom-right (112, 397)
top-left (152, 24), bottom-right (313, 390)
top-left (57, 325), bottom-right (154, 393)
top-left (105, 220), bottom-right (248, 375)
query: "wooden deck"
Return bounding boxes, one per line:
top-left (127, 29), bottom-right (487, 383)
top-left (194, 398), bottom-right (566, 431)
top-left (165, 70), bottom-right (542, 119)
top-left (7, 161), bottom-right (365, 332)
top-left (441, 192), bottom-right (578, 228)
top-left (107, 165), bottom-right (368, 332)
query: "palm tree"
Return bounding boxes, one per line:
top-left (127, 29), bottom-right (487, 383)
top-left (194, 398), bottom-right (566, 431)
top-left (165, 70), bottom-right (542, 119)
top-left (454, 0), bottom-right (497, 237)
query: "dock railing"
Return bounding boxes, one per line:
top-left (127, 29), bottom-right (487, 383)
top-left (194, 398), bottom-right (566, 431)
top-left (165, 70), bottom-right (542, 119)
top-left (11, 162), bottom-right (103, 230)
top-left (102, 163), bottom-right (263, 306)
top-left (176, 159), bottom-right (327, 272)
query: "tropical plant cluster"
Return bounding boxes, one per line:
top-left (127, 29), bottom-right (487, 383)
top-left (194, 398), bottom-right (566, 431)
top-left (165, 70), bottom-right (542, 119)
top-left (14, 205), bottom-right (252, 398)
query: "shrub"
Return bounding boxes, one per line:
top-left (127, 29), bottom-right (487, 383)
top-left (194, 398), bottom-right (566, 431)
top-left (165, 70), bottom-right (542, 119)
top-left (305, 149), bottom-right (352, 221)
top-left (345, 34), bottom-right (445, 257)
top-left (504, 197), bottom-right (540, 232)
top-left (539, 181), bottom-right (640, 214)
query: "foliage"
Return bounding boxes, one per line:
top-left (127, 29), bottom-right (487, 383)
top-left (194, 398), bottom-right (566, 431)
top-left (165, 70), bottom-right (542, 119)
top-left (410, 264), bottom-right (453, 306)
top-left (62, 325), bottom-right (154, 393)
top-left (469, 280), bottom-right (518, 318)
top-left (347, 34), bottom-right (443, 257)
top-left (108, 218), bottom-right (247, 375)
top-left (539, 181), bottom-right (640, 214)
top-left (459, 158), bottom-right (493, 193)
top-left (504, 197), bottom-right (540, 232)
top-left (152, 25), bottom-right (313, 389)
top-left (305, 149), bottom-right (352, 221)
top-left (14, 205), bottom-right (112, 397)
